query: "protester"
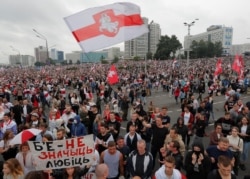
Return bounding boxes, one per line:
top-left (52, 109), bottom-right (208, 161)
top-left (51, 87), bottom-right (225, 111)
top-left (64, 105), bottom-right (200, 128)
top-left (209, 123), bottom-right (223, 145)
top-left (3, 158), bottom-right (24, 179)
top-left (15, 142), bottom-right (35, 175)
top-left (207, 155), bottom-right (237, 179)
top-left (184, 141), bottom-right (211, 179)
top-left (206, 137), bottom-right (234, 170)
top-left (100, 141), bottom-right (124, 179)
top-left (124, 124), bottom-right (142, 152)
top-left (238, 116), bottom-right (250, 171)
top-left (154, 156), bottom-right (183, 179)
top-left (227, 126), bottom-right (243, 175)
top-left (0, 130), bottom-right (18, 161)
top-left (127, 140), bottom-right (153, 179)
top-left (143, 115), bottom-right (169, 169)
top-left (95, 163), bottom-right (109, 179)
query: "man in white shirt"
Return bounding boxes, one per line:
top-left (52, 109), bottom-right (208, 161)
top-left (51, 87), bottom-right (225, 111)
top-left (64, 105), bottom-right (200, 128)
top-left (61, 105), bottom-right (76, 135)
top-left (0, 113), bottom-right (17, 139)
top-left (155, 156), bottom-right (182, 179)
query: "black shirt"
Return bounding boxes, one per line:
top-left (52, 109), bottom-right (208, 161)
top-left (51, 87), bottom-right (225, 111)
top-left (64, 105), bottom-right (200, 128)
top-left (151, 124), bottom-right (169, 149)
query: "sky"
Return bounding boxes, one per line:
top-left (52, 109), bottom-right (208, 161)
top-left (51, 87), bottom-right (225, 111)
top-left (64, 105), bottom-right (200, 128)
top-left (0, 0), bottom-right (250, 64)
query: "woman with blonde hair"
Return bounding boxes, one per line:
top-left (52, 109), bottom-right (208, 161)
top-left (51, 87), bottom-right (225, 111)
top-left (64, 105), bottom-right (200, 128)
top-left (227, 126), bottom-right (243, 175)
top-left (0, 130), bottom-right (18, 161)
top-left (93, 114), bottom-right (104, 139)
top-left (3, 158), bottom-right (24, 179)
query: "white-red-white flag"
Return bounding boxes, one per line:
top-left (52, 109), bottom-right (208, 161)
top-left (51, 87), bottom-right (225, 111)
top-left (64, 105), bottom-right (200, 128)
top-left (232, 54), bottom-right (244, 79)
top-left (214, 58), bottom-right (223, 76)
top-left (107, 65), bottom-right (119, 85)
top-left (64, 2), bottom-right (148, 52)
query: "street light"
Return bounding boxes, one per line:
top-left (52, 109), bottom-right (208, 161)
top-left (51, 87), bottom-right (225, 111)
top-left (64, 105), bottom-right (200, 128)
top-left (184, 18), bottom-right (199, 66)
top-left (10, 45), bottom-right (21, 65)
top-left (33, 29), bottom-right (49, 64)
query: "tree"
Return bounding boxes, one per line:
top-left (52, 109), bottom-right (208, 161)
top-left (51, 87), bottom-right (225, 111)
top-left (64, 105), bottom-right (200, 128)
top-left (101, 59), bottom-right (109, 64)
top-left (76, 60), bottom-right (81, 64)
top-left (133, 56), bottom-right (140, 61)
top-left (214, 41), bottom-right (223, 57)
top-left (69, 60), bottom-right (73, 65)
top-left (154, 35), bottom-right (182, 60)
top-left (111, 56), bottom-right (119, 64)
top-left (190, 40), bottom-right (223, 58)
top-left (34, 61), bottom-right (45, 66)
top-left (146, 51), bottom-right (153, 60)
top-left (61, 60), bottom-right (67, 65)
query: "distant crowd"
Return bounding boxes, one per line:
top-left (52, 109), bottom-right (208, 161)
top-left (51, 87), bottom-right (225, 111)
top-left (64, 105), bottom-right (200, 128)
top-left (0, 58), bottom-right (250, 179)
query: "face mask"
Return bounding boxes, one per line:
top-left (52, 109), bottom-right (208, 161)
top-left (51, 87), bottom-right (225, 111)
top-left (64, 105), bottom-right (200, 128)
top-left (66, 111), bottom-right (71, 114)
top-left (74, 120), bottom-right (77, 124)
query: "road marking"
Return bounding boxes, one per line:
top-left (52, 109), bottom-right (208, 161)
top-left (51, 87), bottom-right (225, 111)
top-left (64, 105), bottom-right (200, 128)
top-left (213, 101), bottom-right (224, 104)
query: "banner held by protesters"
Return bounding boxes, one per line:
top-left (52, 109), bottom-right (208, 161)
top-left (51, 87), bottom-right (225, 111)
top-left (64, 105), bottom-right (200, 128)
top-left (28, 135), bottom-right (94, 170)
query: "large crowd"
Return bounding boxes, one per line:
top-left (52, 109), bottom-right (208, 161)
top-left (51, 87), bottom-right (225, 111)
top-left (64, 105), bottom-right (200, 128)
top-left (0, 57), bottom-right (250, 179)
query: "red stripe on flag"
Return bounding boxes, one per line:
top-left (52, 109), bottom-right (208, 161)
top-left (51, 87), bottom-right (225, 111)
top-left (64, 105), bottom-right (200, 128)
top-left (72, 9), bottom-right (143, 42)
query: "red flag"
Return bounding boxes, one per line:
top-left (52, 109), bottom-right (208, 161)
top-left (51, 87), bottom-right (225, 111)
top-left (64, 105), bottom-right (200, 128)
top-left (64, 2), bottom-right (148, 52)
top-left (214, 58), bottom-right (223, 76)
top-left (232, 55), bottom-right (244, 79)
top-left (232, 54), bottom-right (241, 74)
top-left (107, 65), bottom-right (119, 85)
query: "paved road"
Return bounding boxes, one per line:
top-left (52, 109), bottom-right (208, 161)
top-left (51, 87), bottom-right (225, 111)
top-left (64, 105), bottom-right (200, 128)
top-left (118, 90), bottom-right (250, 178)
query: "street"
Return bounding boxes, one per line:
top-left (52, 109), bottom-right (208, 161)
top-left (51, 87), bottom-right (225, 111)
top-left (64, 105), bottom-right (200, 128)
top-left (118, 89), bottom-right (250, 178)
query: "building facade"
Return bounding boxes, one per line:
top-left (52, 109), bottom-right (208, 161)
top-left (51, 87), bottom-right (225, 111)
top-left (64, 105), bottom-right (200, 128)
top-left (65, 51), bottom-right (82, 64)
top-left (9, 55), bottom-right (35, 66)
top-left (103, 47), bottom-right (121, 60)
top-left (57, 51), bottom-right (64, 61)
top-left (34, 46), bottom-right (48, 63)
top-left (230, 43), bottom-right (250, 56)
top-left (82, 51), bottom-right (108, 63)
top-left (50, 49), bottom-right (64, 61)
top-left (149, 22), bottom-right (161, 56)
top-left (50, 48), bottom-right (58, 60)
top-left (125, 17), bottom-right (161, 59)
top-left (184, 25), bottom-right (233, 55)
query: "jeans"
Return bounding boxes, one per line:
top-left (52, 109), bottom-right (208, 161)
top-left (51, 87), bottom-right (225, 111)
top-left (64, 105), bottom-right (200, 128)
top-left (241, 141), bottom-right (250, 162)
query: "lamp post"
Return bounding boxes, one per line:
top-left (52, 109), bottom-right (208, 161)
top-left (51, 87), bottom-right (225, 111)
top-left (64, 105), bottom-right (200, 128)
top-left (184, 19), bottom-right (198, 66)
top-left (33, 29), bottom-right (49, 64)
top-left (10, 45), bottom-right (21, 65)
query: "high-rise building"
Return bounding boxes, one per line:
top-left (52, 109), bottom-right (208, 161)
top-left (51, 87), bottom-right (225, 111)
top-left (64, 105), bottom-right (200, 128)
top-left (50, 48), bottom-right (58, 60)
top-left (124, 18), bottom-right (161, 59)
top-left (21, 55), bottom-right (35, 66)
top-left (50, 49), bottom-right (64, 61)
top-left (57, 51), bottom-right (64, 61)
top-left (34, 46), bottom-right (48, 63)
top-left (184, 25), bottom-right (233, 55)
top-left (149, 22), bottom-right (161, 55)
top-left (9, 55), bottom-right (21, 65)
top-left (9, 55), bottom-right (35, 66)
